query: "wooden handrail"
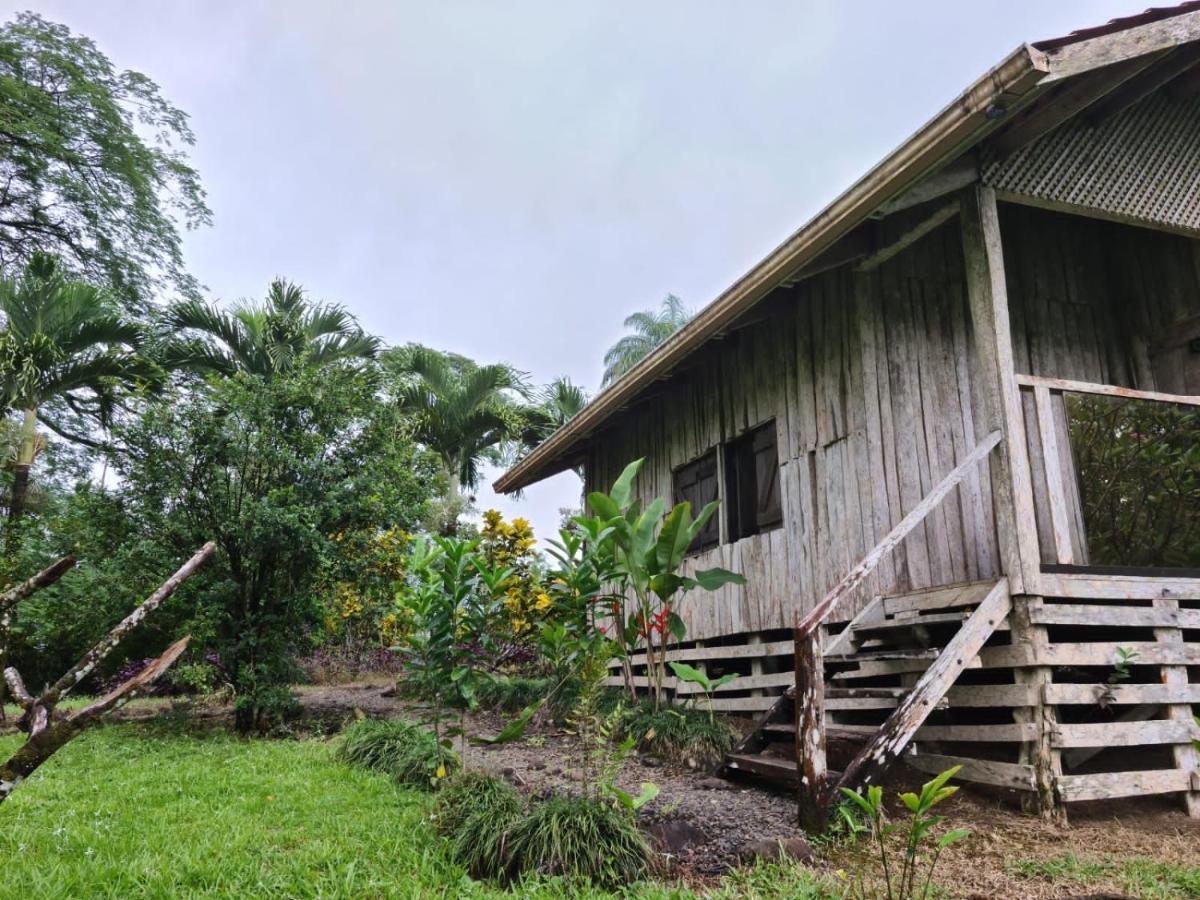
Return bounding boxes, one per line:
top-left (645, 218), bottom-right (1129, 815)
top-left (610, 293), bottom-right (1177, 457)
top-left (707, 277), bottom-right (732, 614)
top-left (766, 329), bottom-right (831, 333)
top-left (1014, 374), bottom-right (1200, 407)
top-left (794, 429), bottom-right (1002, 639)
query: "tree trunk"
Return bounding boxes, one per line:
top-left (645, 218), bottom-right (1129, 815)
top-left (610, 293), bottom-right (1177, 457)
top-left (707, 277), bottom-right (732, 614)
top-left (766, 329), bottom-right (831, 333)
top-left (8, 408), bottom-right (38, 526)
top-left (0, 408), bottom-right (39, 719)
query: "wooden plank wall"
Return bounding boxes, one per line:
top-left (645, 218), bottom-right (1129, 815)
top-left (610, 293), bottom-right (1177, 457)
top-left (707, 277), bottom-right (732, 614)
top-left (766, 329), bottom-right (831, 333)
top-left (587, 211), bottom-right (1003, 642)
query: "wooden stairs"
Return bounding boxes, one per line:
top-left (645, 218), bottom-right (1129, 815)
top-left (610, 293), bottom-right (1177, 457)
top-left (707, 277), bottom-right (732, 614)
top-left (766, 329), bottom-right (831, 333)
top-left (722, 579), bottom-right (1012, 800)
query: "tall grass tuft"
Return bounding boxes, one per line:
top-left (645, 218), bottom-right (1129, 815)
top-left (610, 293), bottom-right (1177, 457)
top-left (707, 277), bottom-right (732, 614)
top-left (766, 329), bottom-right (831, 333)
top-left (505, 793), bottom-right (651, 889)
top-left (433, 771), bottom-right (525, 878)
top-left (623, 702), bottom-right (735, 768)
top-left (335, 718), bottom-right (456, 788)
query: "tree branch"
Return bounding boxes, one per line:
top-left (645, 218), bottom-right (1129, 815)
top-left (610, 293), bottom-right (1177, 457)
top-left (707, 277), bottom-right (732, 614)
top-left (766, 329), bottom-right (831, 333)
top-left (0, 555), bottom-right (77, 616)
top-left (42, 542), bottom-right (214, 705)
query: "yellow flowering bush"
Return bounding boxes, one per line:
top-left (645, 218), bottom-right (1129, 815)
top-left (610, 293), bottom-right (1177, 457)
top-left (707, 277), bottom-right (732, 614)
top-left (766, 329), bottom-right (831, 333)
top-left (479, 509), bottom-right (551, 637)
top-left (318, 526), bottom-right (411, 648)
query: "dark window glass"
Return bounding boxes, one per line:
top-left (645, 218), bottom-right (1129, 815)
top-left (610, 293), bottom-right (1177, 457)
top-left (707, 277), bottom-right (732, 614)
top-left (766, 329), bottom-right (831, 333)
top-left (725, 421), bottom-right (782, 541)
top-left (672, 450), bottom-right (719, 554)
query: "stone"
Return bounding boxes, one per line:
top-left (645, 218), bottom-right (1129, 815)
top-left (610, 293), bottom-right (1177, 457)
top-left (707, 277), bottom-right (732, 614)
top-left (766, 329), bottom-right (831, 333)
top-left (737, 837), bottom-right (815, 865)
top-left (499, 767), bottom-right (526, 787)
top-left (696, 777), bottom-right (738, 791)
top-left (645, 819), bottom-right (708, 854)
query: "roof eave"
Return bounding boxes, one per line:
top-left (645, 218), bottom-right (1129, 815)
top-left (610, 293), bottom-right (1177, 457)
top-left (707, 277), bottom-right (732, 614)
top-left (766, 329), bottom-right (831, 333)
top-left (494, 42), bottom-right (1052, 495)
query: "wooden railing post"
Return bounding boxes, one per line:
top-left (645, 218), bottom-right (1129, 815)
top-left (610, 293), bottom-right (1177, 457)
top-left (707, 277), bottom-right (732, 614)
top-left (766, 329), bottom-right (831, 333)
top-left (794, 614), bottom-right (827, 832)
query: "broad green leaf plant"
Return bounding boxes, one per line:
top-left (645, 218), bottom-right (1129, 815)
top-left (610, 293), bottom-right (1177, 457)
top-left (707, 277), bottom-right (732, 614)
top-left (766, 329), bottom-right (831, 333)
top-left (838, 766), bottom-right (970, 900)
top-left (583, 458), bottom-right (745, 709)
top-left (668, 661), bottom-right (739, 725)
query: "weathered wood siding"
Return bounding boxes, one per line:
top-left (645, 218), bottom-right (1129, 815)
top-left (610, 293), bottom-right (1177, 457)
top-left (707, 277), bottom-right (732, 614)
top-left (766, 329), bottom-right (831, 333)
top-left (588, 212), bottom-right (1003, 641)
top-left (587, 202), bottom-right (1200, 643)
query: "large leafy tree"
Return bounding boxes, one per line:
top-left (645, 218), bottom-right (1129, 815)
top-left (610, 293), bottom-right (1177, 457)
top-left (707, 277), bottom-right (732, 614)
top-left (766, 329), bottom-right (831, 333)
top-left (601, 293), bottom-right (692, 387)
top-left (384, 345), bottom-right (530, 533)
top-left (0, 13), bottom-right (210, 307)
top-left (165, 279), bottom-right (380, 378)
top-left (0, 253), bottom-right (157, 534)
top-left (115, 366), bottom-right (436, 732)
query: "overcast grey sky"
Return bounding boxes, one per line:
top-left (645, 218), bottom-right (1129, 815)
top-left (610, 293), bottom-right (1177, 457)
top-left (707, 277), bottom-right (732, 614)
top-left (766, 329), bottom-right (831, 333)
top-left (12, 0), bottom-right (1146, 539)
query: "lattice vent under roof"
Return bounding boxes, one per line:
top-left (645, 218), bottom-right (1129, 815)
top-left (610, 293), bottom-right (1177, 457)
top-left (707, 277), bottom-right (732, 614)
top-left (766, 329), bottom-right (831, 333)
top-left (982, 89), bottom-right (1200, 234)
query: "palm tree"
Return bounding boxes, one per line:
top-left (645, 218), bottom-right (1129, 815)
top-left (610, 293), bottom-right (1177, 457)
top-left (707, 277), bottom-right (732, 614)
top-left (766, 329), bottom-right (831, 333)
top-left (385, 345), bottom-right (530, 534)
top-left (165, 279), bottom-right (380, 378)
top-left (518, 376), bottom-right (588, 448)
top-left (0, 253), bottom-right (158, 532)
top-left (601, 293), bottom-right (692, 387)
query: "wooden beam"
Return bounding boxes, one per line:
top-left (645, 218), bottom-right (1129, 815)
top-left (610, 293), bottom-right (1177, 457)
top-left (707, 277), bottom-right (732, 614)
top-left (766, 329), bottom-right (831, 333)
top-left (906, 753), bottom-right (1036, 791)
top-left (1056, 768), bottom-right (1195, 802)
top-left (1040, 9), bottom-right (1200, 82)
top-left (1014, 373), bottom-right (1200, 406)
top-left (961, 185), bottom-right (1040, 593)
top-left (990, 53), bottom-right (1164, 157)
top-left (781, 224), bottom-right (877, 285)
top-left (996, 190), bottom-right (1200, 241)
top-left (1033, 386), bottom-right (1074, 565)
top-left (856, 201), bottom-right (960, 272)
top-left (877, 157), bottom-right (978, 215)
top-left (1086, 44), bottom-right (1200, 123)
top-left (1034, 572), bottom-right (1200, 600)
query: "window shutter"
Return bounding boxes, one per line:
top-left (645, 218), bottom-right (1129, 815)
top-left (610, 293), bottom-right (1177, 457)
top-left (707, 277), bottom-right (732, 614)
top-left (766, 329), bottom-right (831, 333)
top-left (673, 450), bottom-right (719, 554)
top-left (752, 425), bottom-right (782, 530)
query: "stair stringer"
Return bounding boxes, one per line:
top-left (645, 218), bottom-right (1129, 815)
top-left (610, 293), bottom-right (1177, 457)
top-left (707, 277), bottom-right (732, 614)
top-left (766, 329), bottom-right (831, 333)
top-left (828, 578), bottom-right (1012, 799)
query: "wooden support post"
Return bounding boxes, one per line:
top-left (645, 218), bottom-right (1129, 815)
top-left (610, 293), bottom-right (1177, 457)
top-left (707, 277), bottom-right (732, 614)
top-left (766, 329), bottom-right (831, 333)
top-left (960, 185), bottom-right (1040, 594)
top-left (747, 634), bottom-right (765, 698)
top-left (1152, 596), bottom-right (1200, 818)
top-left (1010, 595), bottom-right (1065, 822)
top-left (794, 618), bottom-right (827, 832)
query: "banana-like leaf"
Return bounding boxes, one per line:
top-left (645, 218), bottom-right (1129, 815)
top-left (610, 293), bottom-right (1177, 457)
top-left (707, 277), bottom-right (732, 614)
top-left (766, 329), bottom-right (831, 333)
top-left (470, 698), bottom-right (545, 745)
top-left (686, 500), bottom-right (721, 544)
top-left (609, 458), bottom-right (644, 510)
top-left (668, 660), bottom-right (710, 690)
top-left (655, 502), bottom-right (694, 573)
top-left (587, 491), bottom-right (622, 521)
top-left (685, 567), bottom-right (747, 591)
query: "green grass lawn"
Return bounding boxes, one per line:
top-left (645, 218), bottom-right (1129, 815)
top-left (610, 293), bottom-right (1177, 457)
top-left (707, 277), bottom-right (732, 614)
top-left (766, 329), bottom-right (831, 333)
top-left (0, 725), bottom-right (835, 899)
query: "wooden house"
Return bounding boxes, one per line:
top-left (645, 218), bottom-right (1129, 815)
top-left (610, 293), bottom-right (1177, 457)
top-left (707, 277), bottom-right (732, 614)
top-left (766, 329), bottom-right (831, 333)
top-left (496, 5), bottom-right (1200, 819)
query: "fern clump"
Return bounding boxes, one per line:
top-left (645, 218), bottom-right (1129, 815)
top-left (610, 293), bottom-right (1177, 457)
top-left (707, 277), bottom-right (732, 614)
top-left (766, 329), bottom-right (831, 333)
top-left (623, 701), bottom-right (735, 768)
top-left (506, 793), bottom-right (651, 889)
top-left (335, 718), bottom-right (456, 788)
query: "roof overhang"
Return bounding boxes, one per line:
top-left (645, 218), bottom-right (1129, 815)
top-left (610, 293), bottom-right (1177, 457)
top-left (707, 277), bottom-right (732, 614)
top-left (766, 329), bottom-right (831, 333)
top-left (495, 4), bottom-right (1200, 495)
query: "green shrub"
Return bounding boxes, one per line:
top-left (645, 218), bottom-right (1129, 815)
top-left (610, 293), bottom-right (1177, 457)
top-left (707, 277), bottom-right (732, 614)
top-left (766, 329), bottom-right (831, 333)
top-left (505, 793), bottom-right (651, 889)
top-left (433, 771), bottom-right (525, 879)
top-left (476, 675), bottom-right (553, 712)
top-left (623, 702), bottom-right (735, 768)
top-left (335, 718), bottom-right (457, 788)
top-left (233, 684), bottom-right (300, 734)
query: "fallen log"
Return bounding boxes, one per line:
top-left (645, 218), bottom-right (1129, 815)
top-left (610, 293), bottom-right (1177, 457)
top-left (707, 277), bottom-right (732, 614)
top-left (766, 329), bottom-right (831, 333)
top-left (0, 542), bottom-right (214, 804)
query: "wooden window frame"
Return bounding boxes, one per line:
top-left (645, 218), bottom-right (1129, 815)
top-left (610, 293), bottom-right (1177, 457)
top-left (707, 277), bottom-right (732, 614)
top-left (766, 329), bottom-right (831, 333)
top-left (724, 420), bottom-right (783, 542)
